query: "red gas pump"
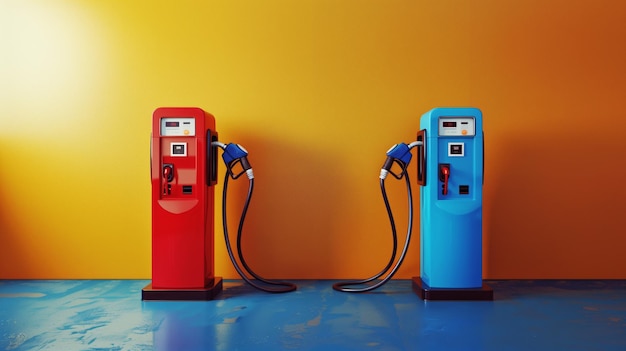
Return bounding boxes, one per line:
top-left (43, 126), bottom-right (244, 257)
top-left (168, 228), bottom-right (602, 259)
top-left (142, 107), bottom-right (222, 300)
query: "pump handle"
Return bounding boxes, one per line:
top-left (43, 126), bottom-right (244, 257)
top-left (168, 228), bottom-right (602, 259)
top-left (440, 164), bottom-right (450, 195)
top-left (416, 129), bottom-right (426, 186)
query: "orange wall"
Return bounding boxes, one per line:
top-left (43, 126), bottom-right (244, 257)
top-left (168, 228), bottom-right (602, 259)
top-left (1, 0), bottom-right (625, 279)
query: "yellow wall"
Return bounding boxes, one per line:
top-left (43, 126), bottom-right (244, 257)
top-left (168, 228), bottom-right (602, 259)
top-left (1, 0), bottom-right (625, 279)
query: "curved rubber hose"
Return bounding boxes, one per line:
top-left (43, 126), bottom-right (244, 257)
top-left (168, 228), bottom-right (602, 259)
top-left (222, 173), bottom-right (297, 293)
top-left (332, 166), bottom-right (413, 292)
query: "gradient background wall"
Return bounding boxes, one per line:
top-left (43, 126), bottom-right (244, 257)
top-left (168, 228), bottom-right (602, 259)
top-left (1, 0), bottom-right (625, 280)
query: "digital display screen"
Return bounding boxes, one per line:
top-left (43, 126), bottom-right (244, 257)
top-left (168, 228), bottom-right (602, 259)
top-left (443, 121), bottom-right (457, 128)
top-left (172, 144), bottom-right (185, 154)
top-left (165, 121), bottom-right (179, 127)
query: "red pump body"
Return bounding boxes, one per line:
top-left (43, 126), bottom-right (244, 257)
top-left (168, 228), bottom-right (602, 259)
top-left (143, 107), bottom-right (221, 300)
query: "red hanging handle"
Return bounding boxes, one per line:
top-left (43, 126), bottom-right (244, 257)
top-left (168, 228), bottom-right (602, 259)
top-left (162, 166), bottom-right (172, 195)
top-left (441, 164), bottom-right (450, 195)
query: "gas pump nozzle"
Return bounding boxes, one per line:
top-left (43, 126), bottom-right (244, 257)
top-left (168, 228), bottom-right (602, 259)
top-left (380, 141), bottom-right (423, 180)
top-left (214, 142), bottom-right (254, 180)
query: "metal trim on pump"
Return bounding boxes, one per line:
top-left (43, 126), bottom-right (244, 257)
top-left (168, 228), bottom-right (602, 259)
top-left (416, 129), bottom-right (426, 186)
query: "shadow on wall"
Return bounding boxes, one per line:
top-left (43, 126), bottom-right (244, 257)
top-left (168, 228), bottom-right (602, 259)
top-left (216, 131), bottom-right (349, 280)
top-left (0, 180), bottom-right (19, 278)
top-left (0, 152), bottom-right (43, 278)
top-left (484, 133), bottom-right (626, 279)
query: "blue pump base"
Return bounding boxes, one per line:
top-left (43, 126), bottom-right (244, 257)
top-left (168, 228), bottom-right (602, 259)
top-left (142, 277), bottom-right (223, 301)
top-left (412, 277), bottom-right (493, 301)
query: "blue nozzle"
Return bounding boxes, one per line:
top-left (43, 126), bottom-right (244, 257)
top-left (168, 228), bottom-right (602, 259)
top-left (222, 143), bottom-right (249, 166)
top-left (220, 143), bottom-right (253, 179)
top-left (386, 143), bottom-right (412, 166)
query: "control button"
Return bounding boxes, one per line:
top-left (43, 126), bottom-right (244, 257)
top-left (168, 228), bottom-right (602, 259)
top-left (171, 142), bottom-right (187, 156)
top-left (173, 145), bottom-right (185, 154)
top-left (184, 130), bottom-right (190, 135)
top-left (459, 185), bottom-right (470, 194)
top-left (462, 130), bottom-right (468, 135)
top-left (450, 144), bottom-right (463, 155)
top-left (448, 142), bottom-right (465, 157)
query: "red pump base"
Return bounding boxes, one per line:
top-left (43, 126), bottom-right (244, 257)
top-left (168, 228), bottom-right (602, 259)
top-left (142, 277), bottom-right (223, 301)
top-left (412, 277), bottom-right (493, 301)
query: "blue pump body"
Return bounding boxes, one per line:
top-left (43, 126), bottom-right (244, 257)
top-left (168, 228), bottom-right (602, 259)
top-left (419, 107), bottom-right (484, 288)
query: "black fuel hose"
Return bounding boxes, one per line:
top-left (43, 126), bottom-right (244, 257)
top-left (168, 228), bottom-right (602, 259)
top-left (332, 162), bottom-right (413, 292)
top-left (221, 172), bottom-right (297, 293)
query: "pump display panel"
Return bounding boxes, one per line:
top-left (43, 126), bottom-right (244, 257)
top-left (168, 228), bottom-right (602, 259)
top-left (161, 117), bottom-right (196, 136)
top-left (438, 117), bottom-right (475, 136)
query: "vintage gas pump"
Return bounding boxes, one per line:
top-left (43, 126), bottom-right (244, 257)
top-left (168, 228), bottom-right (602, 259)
top-left (142, 107), bottom-right (222, 300)
top-left (412, 107), bottom-right (492, 300)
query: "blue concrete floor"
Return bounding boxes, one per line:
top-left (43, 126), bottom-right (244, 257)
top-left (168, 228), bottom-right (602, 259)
top-left (1, 280), bottom-right (625, 351)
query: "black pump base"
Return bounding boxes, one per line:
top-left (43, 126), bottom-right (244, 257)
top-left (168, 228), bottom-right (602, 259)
top-left (412, 277), bottom-right (493, 301)
top-left (142, 277), bottom-right (223, 301)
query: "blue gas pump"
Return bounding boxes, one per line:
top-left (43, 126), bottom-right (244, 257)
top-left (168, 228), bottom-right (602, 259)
top-left (412, 107), bottom-right (493, 300)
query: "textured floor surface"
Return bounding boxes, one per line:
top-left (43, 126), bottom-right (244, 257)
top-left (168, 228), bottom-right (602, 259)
top-left (1, 279), bottom-right (625, 350)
